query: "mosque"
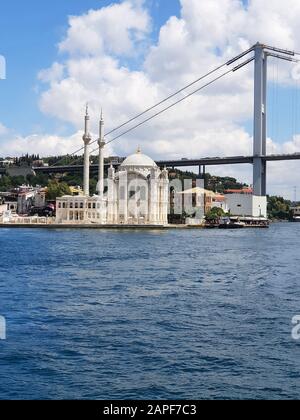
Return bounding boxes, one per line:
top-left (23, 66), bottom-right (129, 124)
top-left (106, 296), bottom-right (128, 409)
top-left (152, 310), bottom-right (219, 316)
top-left (56, 108), bottom-right (169, 225)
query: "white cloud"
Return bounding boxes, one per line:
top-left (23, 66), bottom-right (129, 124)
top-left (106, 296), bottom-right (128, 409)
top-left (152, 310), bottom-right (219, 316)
top-left (38, 62), bottom-right (65, 84)
top-left (58, 1), bottom-right (151, 56)
top-left (0, 127), bottom-right (115, 158)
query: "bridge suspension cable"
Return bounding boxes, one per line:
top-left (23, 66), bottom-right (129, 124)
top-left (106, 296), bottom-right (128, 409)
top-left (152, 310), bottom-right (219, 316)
top-left (105, 64), bottom-right (250, 147)
top-left (50, 47), bottom-right (255, 167)
top-left (65, 61), bottom-right (252, 167)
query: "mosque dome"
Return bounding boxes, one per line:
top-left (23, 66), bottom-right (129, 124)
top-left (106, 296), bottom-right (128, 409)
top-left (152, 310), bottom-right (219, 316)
top-left (121, 147), bottom-right (157, 169)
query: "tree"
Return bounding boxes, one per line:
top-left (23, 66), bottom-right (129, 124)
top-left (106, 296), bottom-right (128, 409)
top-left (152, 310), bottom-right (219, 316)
top-left (267, 196), bottom-right (291, 220)
top-left (46, 180), bottom-right (71, 201)
top-left (205, 207), bottom-right (225, 221)
top-left (0, 175), bottom-right (26, 191)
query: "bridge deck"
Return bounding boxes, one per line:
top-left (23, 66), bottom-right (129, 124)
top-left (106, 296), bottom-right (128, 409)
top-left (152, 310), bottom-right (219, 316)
top-left (35, 153), bottom-right (300, 173)
top-left (1, 153), bottom-right (299, 175)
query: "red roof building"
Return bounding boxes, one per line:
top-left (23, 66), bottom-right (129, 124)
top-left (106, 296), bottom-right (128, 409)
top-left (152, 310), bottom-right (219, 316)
top-left (224, 187), bottom-right (253, 195)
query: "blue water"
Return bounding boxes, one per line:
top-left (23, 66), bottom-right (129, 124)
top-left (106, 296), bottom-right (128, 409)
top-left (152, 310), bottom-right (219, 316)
top-left (0, 224), bottom-right (300, 400)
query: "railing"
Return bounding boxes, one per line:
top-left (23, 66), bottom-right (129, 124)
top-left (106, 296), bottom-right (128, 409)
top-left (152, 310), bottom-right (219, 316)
top-left (0, 216), bottom-right (56, 225)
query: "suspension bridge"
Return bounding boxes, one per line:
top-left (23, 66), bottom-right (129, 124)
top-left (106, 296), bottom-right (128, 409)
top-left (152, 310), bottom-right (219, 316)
top-left (5, 42), bottom-right (300, 196)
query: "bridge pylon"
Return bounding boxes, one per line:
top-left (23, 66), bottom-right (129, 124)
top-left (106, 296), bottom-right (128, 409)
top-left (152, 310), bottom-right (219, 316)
top-left (252, 42), bottom-right (297, 195)
top-left (253, 43), bottom-right (267, 196)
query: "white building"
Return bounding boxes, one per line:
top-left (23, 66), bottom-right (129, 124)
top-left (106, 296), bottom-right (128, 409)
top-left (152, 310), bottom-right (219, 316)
top-left (226, 193), bottom-right (267, 218)
top-left (0, 203), bottom-right (7, 216)
top-left (56, 110), bottom-right (169, 226)
top-left (17, 189), bottom-right (46, 214)
top-left (212, 194), bottom-right (229, 213)
top-left (291, 206), bottom-right (300, 217)
top-left (291, 206), bottom-right (300, 221)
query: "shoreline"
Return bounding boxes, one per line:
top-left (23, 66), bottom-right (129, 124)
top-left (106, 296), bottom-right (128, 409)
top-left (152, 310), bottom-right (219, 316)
top-left (0, 223), bottom-right (191, 230)
top-left (0, 222), bottom-right (274, 230)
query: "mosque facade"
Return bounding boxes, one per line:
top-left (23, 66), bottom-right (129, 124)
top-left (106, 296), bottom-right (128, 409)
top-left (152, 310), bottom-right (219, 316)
top-left (56, 109), bottom-right (169, 225)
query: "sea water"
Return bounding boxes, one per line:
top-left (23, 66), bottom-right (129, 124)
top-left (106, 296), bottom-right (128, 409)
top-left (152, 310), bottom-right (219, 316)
top-left (0, 224), bottom-right (300, 400)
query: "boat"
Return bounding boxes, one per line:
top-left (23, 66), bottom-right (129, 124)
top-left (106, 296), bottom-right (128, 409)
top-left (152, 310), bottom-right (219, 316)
top-left (219, 217), bottom-right (246, 229)
top-left (290, 207), bottom-right (300, 222)
top-left (218, 216), bottom-right (269, 229)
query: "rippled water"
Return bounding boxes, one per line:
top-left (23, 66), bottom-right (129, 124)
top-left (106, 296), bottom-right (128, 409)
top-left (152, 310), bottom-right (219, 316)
top-left (0, 224), bottom-right (300, 400)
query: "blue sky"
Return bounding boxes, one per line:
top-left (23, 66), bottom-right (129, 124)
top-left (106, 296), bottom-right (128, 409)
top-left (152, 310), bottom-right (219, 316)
top-left (0, 0), bottom-right (180, 135)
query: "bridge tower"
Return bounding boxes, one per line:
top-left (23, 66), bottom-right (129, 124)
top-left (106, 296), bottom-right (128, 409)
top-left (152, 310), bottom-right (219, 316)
top-left (253, 43), bottom-right (267, 196)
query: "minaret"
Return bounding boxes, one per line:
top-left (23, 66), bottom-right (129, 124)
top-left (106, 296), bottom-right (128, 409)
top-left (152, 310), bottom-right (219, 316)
top-left (97, 110), bottom-right (105, 198)
top-left (82, 104), bottom-right (92, 196)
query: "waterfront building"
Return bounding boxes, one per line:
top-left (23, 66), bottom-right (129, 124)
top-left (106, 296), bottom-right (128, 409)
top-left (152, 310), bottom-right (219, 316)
top-left (0, 185), bottom-right (46, 215)
top-left (176, 187), bottom-right (217, 216)
top-left (177, 187), bottom-right (266, 218)
top-left (225, 193), bottom-right (267, 218)
top-left (291, 206), bottom-right (300, 221)
top-left (56, 110), bottom-right (169, 226)
top-left (212, 194), bottom-right (229, 213)
top-left (17, 188), bottom-right (46, 214)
